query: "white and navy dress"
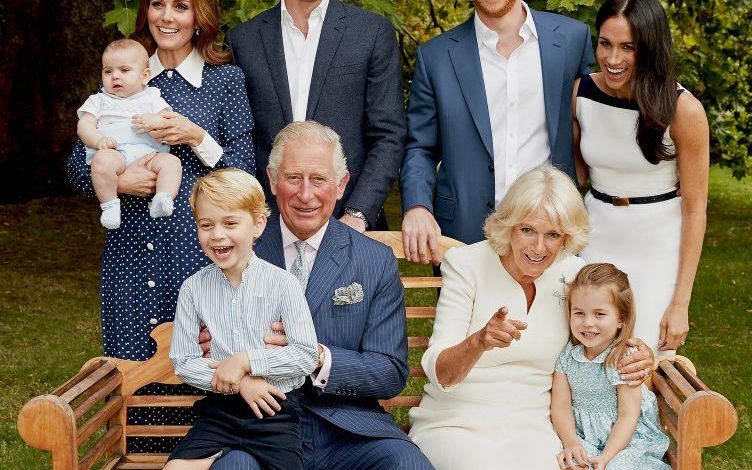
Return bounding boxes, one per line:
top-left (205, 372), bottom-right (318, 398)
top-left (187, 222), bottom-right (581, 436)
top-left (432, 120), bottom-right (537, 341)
top-left (67, 50), bottom-right (255, 451)
top-left (577, 74), bottom-right (684, 355)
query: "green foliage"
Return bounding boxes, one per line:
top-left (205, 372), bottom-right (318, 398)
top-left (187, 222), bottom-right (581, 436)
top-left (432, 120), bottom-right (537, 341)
top-left (666, 0), bottom-right (752, 179)
top-left (103, 0), bottom-right (138, 37)
top-left (102, 0), bottom-right (752, 176)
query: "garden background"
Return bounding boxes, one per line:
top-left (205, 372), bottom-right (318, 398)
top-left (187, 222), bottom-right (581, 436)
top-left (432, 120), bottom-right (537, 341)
top-left (0, 0), bottom-right (750, 468)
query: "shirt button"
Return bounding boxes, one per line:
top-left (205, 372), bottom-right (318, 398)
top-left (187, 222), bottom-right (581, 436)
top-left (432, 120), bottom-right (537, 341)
top-left (146, 243), bottom-right (154, 251)
top-left (149, 318), bottom-right (158, 325)
top-left (167, 70), bottom-right (174, 78)
top-left (147, 280), bottom-right (156, 288)
top-left (232, 299), bottom-right (237, 304)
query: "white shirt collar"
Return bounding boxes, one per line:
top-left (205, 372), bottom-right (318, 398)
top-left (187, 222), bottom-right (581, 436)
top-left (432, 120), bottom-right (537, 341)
top-left (281, 0), bottom-right (330, 28)
top-left (474, 1), bottom-right (538, 51)
top-left (280, 215), bottom-right (329, 252)
top-left (149, 48), bottom-right (205, 88)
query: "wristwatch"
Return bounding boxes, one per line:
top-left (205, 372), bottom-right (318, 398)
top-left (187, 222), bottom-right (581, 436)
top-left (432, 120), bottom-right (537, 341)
top-left (344, 207), bottom-right (369, 229)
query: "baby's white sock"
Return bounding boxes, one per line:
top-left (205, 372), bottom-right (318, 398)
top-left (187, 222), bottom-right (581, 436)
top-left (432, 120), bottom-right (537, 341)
top-left (100, 199), bottom-right (121, 230)
top-left (150, 192), bottom-right (175, 218)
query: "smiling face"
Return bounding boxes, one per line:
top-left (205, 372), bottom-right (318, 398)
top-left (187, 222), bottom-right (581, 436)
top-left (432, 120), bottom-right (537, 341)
top-left (596, 15), bottom-right (637, 98)
top-left (569, 286), bottom-right (623, 358)
top-left (148, 0), bottom-right (195, 60)
top-left (101, 48), bottom-right (150, 98)
top-left (269, 139), bottom-right (349, 241)
top-left (501, 208), bottom-right (565, 285)
top-left (194, 195), bottom-right (267, 285)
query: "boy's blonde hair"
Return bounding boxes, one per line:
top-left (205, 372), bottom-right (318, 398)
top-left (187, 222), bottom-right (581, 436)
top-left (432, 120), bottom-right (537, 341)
top-left (190, 169), bottom-right (271, 220)
top-left (567, 263), bottom-right (636, 368)
top-left (103, 39), bottom-right (149, 69)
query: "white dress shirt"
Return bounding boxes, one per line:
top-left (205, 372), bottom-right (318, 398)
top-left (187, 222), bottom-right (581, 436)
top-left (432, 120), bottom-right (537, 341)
top-left (281, 0), bottom-right (330, 121)
top-left (280, 216), bottom-right (333, 388)
top-left (149, 49), bottom-right (224, 167)
top-left (475, 3), bottom-right (550, 205)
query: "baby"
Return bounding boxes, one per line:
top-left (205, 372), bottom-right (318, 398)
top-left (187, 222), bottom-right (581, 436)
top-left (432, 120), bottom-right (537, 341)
top-left (77, 38), bottom-right (181, 230)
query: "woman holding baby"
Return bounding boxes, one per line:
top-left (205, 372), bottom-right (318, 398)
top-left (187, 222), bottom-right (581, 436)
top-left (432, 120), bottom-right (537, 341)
top-left (67, 0), bottom-right (255, 451)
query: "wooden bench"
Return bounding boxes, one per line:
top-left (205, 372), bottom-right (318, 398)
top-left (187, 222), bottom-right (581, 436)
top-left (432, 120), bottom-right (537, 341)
top-left (18, 232), bottom-right (737, 469)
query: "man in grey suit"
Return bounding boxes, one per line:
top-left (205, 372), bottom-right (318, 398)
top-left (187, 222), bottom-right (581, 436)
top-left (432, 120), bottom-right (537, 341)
top-left (208, 121), bottom-right (433, 470)
top-left (226, 0), bottom-right (405, 232)
top-left (400, 0), bottom-right (593, 262)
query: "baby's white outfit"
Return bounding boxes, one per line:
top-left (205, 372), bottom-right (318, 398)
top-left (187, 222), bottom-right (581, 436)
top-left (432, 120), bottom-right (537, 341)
top-left (77, 87), bottom-right (171, 164)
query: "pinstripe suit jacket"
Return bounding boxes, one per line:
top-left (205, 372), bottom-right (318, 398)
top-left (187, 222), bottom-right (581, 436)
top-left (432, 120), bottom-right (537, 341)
top-left (255, 215), bottom-right (410, 440)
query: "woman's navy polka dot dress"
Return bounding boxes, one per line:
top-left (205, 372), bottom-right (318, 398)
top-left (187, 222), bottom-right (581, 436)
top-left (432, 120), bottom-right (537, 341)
top-left (67, 62), bottom-right (255, 452)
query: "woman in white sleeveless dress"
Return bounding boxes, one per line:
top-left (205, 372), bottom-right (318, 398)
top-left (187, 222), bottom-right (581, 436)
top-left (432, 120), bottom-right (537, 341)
top-left (574, 0), bottom-right (709, 355)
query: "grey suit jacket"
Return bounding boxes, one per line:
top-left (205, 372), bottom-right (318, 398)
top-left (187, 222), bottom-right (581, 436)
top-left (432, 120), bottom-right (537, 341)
top-left (226, 0), bottom-right (406, 226)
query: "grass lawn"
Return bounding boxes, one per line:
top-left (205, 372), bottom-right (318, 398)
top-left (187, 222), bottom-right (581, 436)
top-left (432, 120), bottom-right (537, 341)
top-left (1, 166), bottom-right (750, 469)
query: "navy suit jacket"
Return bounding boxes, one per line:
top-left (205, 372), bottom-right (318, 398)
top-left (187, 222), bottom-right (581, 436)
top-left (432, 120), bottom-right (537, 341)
top-left (254, 216), bottom-right (410, 440)
top-left (400, 11), bottom-right (594, 244)
top-left (226, 0), bottom-right (406, 227)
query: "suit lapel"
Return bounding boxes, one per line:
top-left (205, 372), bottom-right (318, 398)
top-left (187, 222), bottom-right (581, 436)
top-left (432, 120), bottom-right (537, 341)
top-left (255, 215), bottom-right (286, 270)
top-left (306, 218), bottom-right (350, 315)
top-left (448, 18), bottom-right (493, 161)
top-left (260, 5), bottom-right (294, 123)
top-left (306, 0), bottom-right (347, 120)
top-left (533, 10), bottom-right (565, 152)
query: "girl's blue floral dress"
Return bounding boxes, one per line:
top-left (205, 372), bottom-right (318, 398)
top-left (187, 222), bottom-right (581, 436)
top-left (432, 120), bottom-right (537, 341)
top-left (555, 341), bottom-right (671, 469)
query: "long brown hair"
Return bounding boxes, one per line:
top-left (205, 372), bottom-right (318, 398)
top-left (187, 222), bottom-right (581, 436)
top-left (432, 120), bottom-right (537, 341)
top-left (132, 0), bottom-right (231, 66)
top-left (596, 0), bottom-right (677, 164)
top-left (567, 263), bottom-right (636, 368)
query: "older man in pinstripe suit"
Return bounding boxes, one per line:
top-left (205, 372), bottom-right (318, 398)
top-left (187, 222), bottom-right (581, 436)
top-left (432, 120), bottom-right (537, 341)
top-left (208, 121), bottom-right (433, 470)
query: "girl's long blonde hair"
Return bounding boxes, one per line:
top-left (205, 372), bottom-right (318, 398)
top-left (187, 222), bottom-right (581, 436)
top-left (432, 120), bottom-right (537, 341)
top-left (567, 263), bottom-right (636, 368)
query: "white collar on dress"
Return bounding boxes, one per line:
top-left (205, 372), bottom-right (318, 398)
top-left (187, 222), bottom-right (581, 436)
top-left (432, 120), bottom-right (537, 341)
top-left (570, 343), bottom-right (612, 364)
top-left (149, 48), bottom-right (205, 88)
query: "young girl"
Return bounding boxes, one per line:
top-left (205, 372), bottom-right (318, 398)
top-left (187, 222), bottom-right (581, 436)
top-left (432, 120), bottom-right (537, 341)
top-left (552, 263), bottom-right (670, 470)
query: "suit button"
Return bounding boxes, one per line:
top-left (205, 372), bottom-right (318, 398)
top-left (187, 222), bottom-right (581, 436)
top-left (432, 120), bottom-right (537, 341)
top-left (486, 201), bottom-right (494, 210)
top-left (488, 164), bottom-right (494, 172)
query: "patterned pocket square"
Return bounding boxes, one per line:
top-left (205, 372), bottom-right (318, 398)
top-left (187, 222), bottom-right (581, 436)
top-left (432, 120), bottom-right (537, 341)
top-left (332, 282), bottom-right (364, 306)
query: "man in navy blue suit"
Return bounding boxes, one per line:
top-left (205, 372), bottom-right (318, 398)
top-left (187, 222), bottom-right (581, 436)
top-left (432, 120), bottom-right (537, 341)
top-left (400, 0), bottom-right (593, 263)
top-left (226, 0), bottom-right (405, 233)
top-left (209, 121), bottom-right (433, 469)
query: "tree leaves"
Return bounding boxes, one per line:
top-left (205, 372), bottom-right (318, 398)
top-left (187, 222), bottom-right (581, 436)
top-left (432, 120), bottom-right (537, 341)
top-left (103, 0), bottom-right (137, 38)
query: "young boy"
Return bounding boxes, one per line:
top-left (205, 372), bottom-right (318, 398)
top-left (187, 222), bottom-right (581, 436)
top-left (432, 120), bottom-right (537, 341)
top-left (166, 168), bottom-right (318, 470)
top-left (77, 38), bottom-right (181, 229)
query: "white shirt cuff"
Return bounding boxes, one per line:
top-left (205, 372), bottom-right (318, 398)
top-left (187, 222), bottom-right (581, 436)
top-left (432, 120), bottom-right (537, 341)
top-left (311, 344), bottom-right (332, 389)
top-left (192, 132), bottom-right (222, 167)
